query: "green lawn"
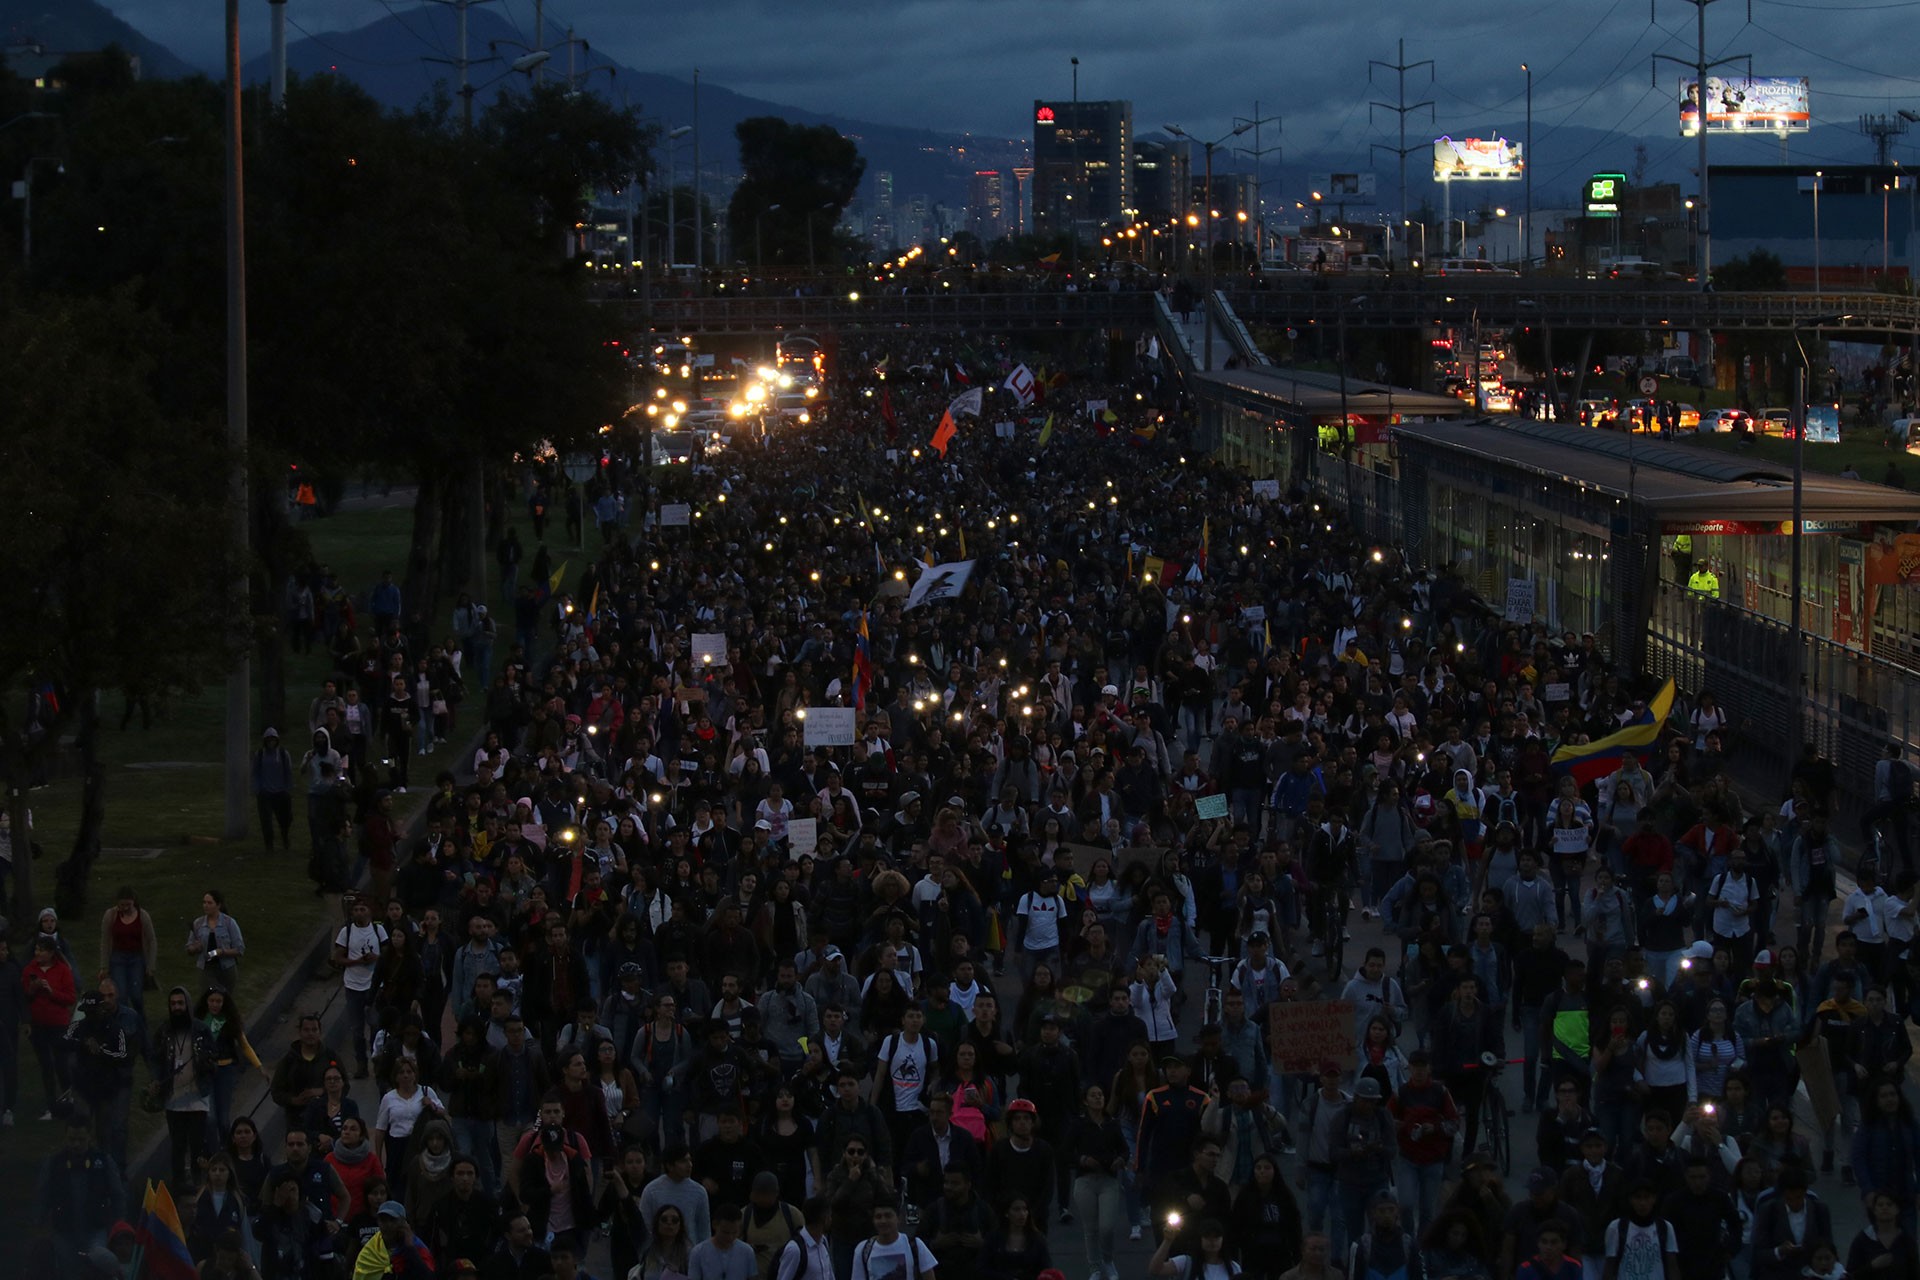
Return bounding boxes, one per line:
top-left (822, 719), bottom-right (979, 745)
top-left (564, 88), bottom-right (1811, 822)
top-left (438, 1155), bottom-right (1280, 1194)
top-left (1671, 428), bottom-right (1914, 482)
top-left (5, 493), bottom-right (529, 1172)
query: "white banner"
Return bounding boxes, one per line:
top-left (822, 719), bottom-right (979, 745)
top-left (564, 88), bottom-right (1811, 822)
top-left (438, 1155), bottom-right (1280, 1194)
top-left (948, 387), bottom-right (984, 418)
top-left (691, 632), bottom-right (729, 666)
top-left (801, 706), bottom-right (858, 747)
top-left (659, 502), bottom-right (691, 527)
top-left (994, 420), bottom-right (1016, 439)
top-left (904, 559), bottom-right (976, 610)
top-left (1004, 364), bottom-right (1037, 407)
top-left (1085, 399), bottom-right (1109, 418)
top-left (787, 818), bottom-right (818, 859)
top-left (1252, 479), bottom-right (1281, 500)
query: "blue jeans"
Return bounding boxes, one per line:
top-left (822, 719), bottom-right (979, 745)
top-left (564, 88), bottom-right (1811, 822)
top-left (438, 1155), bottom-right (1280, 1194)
top-left (1180, 705), bottom-right (1210, 753)
top-left (1397, 1158), bottom-right (1445, 1235)
top-left (1337, 1180), bottom-right (1386, 1258)
top-left (208, 1061), bottom-right (239, 1145)
top-left (1597, 1096), bottom-right (1640, 1159)
top-left (452, 1116), bottom-right (500, 1192)
top-left (344, 985), bottom-right (375, 1066)
top-left (109, 953), bottom-right (147, 1021)
top-left (1305, 1166), bottom-right (1339, 1238)
top-left (1520, 1007), bottom-right (1546, 1107)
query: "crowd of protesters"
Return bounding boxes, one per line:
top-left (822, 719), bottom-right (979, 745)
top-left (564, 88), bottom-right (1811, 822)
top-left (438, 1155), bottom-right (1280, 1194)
top-left (16, 326), bottom-right (1920, 1280)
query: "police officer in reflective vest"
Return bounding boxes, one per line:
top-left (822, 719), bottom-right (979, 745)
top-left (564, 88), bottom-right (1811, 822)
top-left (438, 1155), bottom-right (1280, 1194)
top-left (1687, 562), bottom-right (1720, 597)
top-left (1671, 532), bottom-right (1694, 578)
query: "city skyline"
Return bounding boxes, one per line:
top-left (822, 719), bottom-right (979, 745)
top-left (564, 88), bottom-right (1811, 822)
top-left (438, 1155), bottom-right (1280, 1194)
top-left (93, 0), bottom-right (1920, 188)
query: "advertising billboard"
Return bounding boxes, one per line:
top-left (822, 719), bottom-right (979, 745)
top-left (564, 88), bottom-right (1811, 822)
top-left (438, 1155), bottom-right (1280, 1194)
top-left (1310, 172), bottom-right (1377, 204)
top-left (1680, 76), bottom-right (1811, 134)
top-left (1585, 173), bottom-right (1626, 218)
top-left (1434, 136), bottom-right (1524, 181)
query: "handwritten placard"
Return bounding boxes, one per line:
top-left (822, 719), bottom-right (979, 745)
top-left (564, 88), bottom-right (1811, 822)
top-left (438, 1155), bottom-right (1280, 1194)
top-left (1194, 793), bottom-right (1230, 821)
top-left (1267, 1000), bottom-right (1358, 1075)
top-left (787, 818), bottom-right (818, 859)
top-left (659, 503), bottom-right (691, 527)
top-left (801, 707), bottom-right (857, 747)
top-left (691, 633), bottom-right (729, 667)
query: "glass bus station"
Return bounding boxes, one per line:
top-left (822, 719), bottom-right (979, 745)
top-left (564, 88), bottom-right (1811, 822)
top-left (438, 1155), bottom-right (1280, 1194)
top-left (1198, 373), bottom-right (1920, 808)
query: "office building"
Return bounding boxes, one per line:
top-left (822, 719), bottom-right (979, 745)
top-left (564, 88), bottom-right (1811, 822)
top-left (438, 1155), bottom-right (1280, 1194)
top-left (1132, 137), bottom-right (1192, 225)
top-left (968, 170), bottom-right (1007, 241)
top-left (1032, 99), bottom-right (1132, 238)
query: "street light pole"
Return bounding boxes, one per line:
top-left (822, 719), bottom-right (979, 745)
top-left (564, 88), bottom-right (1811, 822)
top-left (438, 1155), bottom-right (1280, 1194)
top-left (223, 0), bottom-right (253, 839)
top-left (1813, 169), bottom-right (1823, 295)
top-left (1522, 62), bottom-right (1532, 274)
top-left (1165, 121), bottom-right (1251, 373)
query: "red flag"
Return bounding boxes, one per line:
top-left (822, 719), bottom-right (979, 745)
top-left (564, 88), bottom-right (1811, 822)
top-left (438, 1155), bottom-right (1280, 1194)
top-left (880, 387), bottom-right (899, 443)
top-left (930, 410), bottom-right (957, 456)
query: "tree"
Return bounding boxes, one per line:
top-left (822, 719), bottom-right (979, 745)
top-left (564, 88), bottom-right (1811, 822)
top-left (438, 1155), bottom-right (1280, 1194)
top-left (727, 117), bottom-right (865, 267)
top-left (0, 288), bottom-right (236, 916)
top-left (479, 83), bottom-right (651, 255)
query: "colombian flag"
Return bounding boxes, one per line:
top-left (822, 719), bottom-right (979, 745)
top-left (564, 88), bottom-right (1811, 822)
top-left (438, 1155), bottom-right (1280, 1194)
top-left (140, 1181), bottom-right (196, 1280)
top-left (1551, 678), bottom-right (1677, 785)
top-left (852, 611), bottom-right (873, 712)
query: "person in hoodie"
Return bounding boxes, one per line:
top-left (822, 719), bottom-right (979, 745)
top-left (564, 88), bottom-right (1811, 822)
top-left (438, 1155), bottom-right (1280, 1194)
top-left (403, 1115), bottom-right (460, 1225)
top-left (150, 984), bottom-right (215, 1191)
top-left (1341, 948), bottom-right (1411, 1047)
top-left (300, 727), bottom-right (346, 847)
top-left (63, 989), bottom-right (131, 1167)
top-left (1389, 1050), bottom-right (1460, 1235)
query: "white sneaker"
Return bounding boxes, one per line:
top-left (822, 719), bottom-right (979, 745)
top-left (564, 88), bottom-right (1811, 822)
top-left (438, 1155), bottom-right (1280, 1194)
top-left (37, 1110), bottom-right (52, 1121)
top-left (1361, 907), bottom-right (1377, 921)
top-left (1, 1109), bottom-right (12, 1126)
top-left (394, 786), bottom-right (408, 794)
top-left (1128, 1226), bottom-right (1143, 1242)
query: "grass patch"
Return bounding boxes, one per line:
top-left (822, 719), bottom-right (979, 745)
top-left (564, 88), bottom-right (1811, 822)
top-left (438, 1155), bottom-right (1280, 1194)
top-left (1669, 429), bottom-right (1914, 483)
top-left (4, 493), bottom-right (546, 1174)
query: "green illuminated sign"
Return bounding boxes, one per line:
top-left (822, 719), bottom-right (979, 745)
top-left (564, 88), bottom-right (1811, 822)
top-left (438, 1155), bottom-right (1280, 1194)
top-left (1585, 173), bottom-right (1625, 218)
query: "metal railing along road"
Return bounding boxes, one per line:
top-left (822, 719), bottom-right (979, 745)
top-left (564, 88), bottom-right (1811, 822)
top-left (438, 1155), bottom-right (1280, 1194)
top-left (1645, 580), bottom-right (1920, 821)
top-left (600, 289), bottom-right (1158, 335)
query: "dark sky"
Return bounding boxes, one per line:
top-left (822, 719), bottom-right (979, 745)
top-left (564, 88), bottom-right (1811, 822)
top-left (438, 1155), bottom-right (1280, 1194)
top-left (103, 0), bottom-right (1920, 178)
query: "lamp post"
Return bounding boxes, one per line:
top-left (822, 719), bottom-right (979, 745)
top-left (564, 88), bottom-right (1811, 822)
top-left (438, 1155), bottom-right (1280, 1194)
top-left (757, 202), bottom-right (781, 269)
top-left (1788, 314), bottom-right (1849, 727)
top-left (1812, 169), bottom-right (1823, 295)
top-left (1165, 121), bottom-right (1253, 372)
top-left (662, 124), bottom-right (691, 271)
top-left (1521, 61), bottom-right (1532, 274)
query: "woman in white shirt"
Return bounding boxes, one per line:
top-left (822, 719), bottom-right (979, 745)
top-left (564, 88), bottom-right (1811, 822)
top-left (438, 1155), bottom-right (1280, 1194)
top-left (373, 1056), bottom-right (443, 1178)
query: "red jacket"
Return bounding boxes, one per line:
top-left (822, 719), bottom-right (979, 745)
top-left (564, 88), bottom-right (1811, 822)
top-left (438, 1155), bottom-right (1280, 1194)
top-left (22, 954), bottom-right (77, 1028)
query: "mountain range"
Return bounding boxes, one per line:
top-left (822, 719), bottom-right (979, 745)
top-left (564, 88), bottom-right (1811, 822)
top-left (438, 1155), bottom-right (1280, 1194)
top-left (13, 0), bottom-right (1909, 218)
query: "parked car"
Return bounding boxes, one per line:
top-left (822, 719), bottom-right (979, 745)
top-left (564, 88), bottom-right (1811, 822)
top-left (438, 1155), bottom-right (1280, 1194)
top-left (1701, 408), bottom-right (1755, 434)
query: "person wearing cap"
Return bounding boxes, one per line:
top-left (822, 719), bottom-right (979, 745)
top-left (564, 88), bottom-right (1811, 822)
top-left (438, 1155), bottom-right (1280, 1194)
top-left (1497, 1168), bottom-right (1583, 1280)
top-left (350, 1199), bottom-right (436, 1278)
top-left (805, 946), bottom-right (860, 1012)
top-left (986, 1096), bottom-right (1058, 1227)
top-left (1328, 1077), bottom-right (1396, 1257)
top-left (1731, 975), bottom-right (1798, 1110)
top-left (1386, 1050), bottom-right (1457, 1235)
top-left (1557, 1129), bottom-right (1626, 1280)
top-left (252, 727), bottom-right (296, 853)
top-left (740, 1169), bottom-right (803, 1279)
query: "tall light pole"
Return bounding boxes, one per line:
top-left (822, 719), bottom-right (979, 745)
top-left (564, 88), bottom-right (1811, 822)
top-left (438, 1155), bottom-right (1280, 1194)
top-left (1811, 169), bottom-right (1823, 295)
top-left (1521, 62), bottom-right (1532, 273)
top-left (662, 124), bottom-right (690, 270)
top-left (692, 68), bottom-right (702, 275)
top-left (1165, 121), bottom-right (1251, 372)
top-left (223, 0), bottom-right (253, 839)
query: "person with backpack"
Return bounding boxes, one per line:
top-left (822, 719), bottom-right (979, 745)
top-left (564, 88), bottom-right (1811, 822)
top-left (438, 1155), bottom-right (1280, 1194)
top-left (333, 895), bottom-right (389, 1079)
top-left (1388, 1051), bottom-right (1459, 1236)
top-left (1011, 870), bottom-right (1071, 985)
top-left (851, 1202), bottom-right (939, 1280)
top-left (774, 1196), bottom-right (835, 1280)
top-left (869, 1005), bottom-right (938, 1175)
top-left (1350, 1192), bottom-right (1427, 1280)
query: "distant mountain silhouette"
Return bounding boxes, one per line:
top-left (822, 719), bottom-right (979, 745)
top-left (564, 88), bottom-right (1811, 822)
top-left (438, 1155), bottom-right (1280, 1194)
top-left (235, 6), bottom-right (1026, 211)
top-left (1, 0), bottom-right (196, 80)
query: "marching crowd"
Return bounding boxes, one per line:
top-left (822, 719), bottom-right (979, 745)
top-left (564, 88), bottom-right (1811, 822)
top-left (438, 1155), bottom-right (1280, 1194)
top-left (19, 329), bottom-right (1920, 1280)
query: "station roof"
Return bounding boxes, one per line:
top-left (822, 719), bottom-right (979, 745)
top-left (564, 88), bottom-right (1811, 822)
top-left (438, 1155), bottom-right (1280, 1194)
top-left (1197, 365), bottom-right (1470, 419)
top-left (1394, 417), bottom-right (1920, 524)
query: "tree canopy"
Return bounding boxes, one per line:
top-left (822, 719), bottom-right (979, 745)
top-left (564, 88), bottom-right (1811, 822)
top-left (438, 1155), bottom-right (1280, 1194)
top-left (726, 117), bottom-right (865, 266)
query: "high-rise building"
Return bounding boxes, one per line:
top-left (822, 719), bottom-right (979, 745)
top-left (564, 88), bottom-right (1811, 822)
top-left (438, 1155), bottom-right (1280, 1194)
top-left (1132, 138), bottom-right (1192, 226)
top-left (871, 171), bottom-right (896, 249)
top-left (968, 170), bottom-right (1007, 241)
top-left (1011, 167), bottom-right (1034, 235)
top-left (1032, 100), bottom-right (1132, 238)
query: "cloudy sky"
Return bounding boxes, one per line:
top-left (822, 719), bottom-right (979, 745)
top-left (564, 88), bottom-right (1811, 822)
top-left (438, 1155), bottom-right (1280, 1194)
top-left (105, 0), bottom-right (1920, 184)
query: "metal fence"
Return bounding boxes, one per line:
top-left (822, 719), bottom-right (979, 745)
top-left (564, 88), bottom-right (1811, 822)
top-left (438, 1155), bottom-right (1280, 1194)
top-left (1645, 581), bottom-right (1920, 818)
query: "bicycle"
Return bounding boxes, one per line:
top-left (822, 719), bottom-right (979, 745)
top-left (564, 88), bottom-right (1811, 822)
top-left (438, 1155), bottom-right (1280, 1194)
top-left (1201, 955), bottom-right (1233, 1027)
top-left (1317, 886), bottom-right (1349, 979)
top-left (1458, 1052), bottom-right (1526, 1176)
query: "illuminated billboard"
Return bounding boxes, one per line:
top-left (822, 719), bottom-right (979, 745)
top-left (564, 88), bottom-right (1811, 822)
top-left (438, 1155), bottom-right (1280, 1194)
top-left (1434, 136), bottom-right (1524, 182)
top-left (1584, 173), bottom-right (1626, 218)
top-left (1680, 76), bottom-right (1811, 135)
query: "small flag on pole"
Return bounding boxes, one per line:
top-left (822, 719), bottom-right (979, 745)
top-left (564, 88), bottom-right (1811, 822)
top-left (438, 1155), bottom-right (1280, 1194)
top-left (948, 387), bottom-right (984, 418)
top-left (1037, 412), bottom-right (1055, 447)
